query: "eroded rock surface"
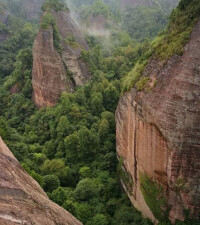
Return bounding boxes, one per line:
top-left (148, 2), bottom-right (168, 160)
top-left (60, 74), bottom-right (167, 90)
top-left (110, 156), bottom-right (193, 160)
top-left (116, 20), bottom-right (200, 223)
top-left (32, 10), bottom-right (90, 107)
top-left (0, 136), bottom-right (82, 225)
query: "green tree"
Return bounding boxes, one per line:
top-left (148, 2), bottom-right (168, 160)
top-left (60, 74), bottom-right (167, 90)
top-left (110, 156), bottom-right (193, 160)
top-left (51, 187), bottom-right (67, 205)
top-left (42, 159), bottom-right (65, 176)
top-left (86, 214), bottom-right (109, 225)
top-left (43, 174), bottom-right (60, 192)
top-left (74, 178), bottom-right (99, 201)
top-left (78, 127), bottom-right (98, 162)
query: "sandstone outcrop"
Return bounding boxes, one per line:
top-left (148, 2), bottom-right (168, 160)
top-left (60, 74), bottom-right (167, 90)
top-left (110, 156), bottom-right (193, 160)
top-left (32, 9), bottom-right (90, 107)
top-left (0, 136), bottom-right (82, 225)
top-left (116, 19), bottom-right (200, 223)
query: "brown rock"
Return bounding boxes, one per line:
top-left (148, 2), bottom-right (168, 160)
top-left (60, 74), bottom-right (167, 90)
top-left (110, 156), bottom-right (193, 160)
top-left (116, 20), bottom-right (200, 223)
top-left (0, 136), bottom-right (82, 225)
top-left (32, 26), bottom-right (70, 107)
top-left (32, 10), bottom-right (90, 108)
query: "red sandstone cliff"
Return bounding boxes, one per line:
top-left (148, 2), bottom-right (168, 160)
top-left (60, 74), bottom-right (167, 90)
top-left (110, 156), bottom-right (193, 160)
top-left (0, 136), bottom-right (82, 225)
top-left (32, 9), bottom-right (90, 107)
top-left (116, 20), bottom-right (200, 223)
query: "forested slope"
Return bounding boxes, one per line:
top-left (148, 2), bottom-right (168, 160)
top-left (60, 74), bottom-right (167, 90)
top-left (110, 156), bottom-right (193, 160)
top-left (0, 0), bottom-right (199, 225)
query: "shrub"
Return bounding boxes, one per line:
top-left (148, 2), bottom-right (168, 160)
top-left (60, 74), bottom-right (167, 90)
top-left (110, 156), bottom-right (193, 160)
top-left (43, 174), bottom-right (60, 192)
top-left (42, 0), bottom-right (69, 12)
top-left (136, 77), bottom-right (150, 91)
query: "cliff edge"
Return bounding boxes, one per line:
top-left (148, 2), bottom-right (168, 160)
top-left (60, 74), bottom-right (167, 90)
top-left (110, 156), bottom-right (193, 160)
top-left (116, 14), bottom-right (200, 224)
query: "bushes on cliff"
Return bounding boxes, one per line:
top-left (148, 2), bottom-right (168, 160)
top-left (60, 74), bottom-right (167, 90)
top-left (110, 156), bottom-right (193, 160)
top-left (42, 0), bottom-right (69, 12)
top-left (40, 12), bottom-right (62, 52)
top-left (140, 173), bottom-right (168, 221)
top-left (154, 0), bottom-right (200, 59)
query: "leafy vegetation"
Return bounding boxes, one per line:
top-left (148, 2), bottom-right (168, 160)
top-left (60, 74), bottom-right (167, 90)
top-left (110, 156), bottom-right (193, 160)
top-left (81, 0), bottom-right (111, 20)
top-left (136, 77), bottom-right (150, 91)
top-left (0, 0), bottom-right (200, 225)
top-left (42, 0), bottom-right (69, 12)
top-left (140, 173), bottom-right (168, 221)
top-left (117, 157), bottom-right (133, 194)
top-left (65, 33), bottom-right (79, 48)
top-left (0, 24), bottom-right (153, 224)
top-left (154, 0), bottom-right (200, 59)
top-left (121, 0), bottom-right (200, 92)
top-left (40, 12), bottom-right (62, 52)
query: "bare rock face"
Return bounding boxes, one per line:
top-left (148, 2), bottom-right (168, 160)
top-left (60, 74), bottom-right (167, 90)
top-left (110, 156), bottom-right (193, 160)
top-left (116, 20), bottom-right (200, 223)
top-left (32, 10), bottom-right (90, 107)
top-left (0, 136), bottom-right (82, 225)
top-left (32, 26), bottom-right (70, 107)
top-left (52, 10), bottom-right (90, 86)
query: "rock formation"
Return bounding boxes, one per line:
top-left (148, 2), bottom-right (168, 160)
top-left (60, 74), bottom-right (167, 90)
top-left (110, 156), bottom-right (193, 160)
top-left (32, 9), bottom-right (90, 107)
top-left (116, 19), bottom-right (200, 223)
top-left (0, 136), bottom-right (82, 225)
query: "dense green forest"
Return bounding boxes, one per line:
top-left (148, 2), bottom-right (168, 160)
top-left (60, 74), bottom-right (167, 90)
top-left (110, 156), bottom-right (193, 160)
top-left (0, 0), bottom-right (200, 224)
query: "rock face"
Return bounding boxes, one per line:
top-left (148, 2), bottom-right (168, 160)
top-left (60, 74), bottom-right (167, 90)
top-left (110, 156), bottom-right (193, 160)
top-left (32, 10), bottom-right (90, 107)
top-left (0, 136), bottom-right (82, 225)
top-left (116, 20), bottom-right (200, 223)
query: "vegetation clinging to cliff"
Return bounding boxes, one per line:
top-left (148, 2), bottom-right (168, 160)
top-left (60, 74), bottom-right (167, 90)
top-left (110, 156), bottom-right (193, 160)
top-left (42, 0), bottom-right (69, 12)
top-left (121, 0), bottom-right (200, 93)
top-left (40, 12), bottom-right (62, 52)
top-left (140, 173), bottom-right (168, 222)
top-left (154, 0), bottom-right (200, 59)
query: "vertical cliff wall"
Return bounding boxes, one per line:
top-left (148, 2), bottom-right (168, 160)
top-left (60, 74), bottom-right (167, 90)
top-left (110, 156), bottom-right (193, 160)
top-left (116, 19), bottom-right (200, 223)
top-left (32, 9), bottom-right (90, 107)
top-left (0, 136), bottom-right (82, 225)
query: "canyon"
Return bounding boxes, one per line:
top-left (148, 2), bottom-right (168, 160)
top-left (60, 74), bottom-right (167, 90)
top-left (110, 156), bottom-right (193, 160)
top-left (116, 19), bottom-right (200, 223)
top-left (0, 136), bottom-right (82, 225)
